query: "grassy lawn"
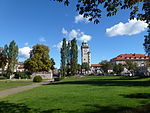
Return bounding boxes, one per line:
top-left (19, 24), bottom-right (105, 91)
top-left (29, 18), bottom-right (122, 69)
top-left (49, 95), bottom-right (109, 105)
top-left (0, 76), bottom-right (150, 113)
top-left (0, 80), bottom-right (33, 91)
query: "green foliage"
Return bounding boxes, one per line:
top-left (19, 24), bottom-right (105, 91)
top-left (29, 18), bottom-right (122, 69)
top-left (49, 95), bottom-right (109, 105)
top-left (0, 76), bottom-right (7, 80)
top-left (0, 45), bottom-right (8, 76)
top-left (50, 58), bottom-right (55, 70)
top-left (113, 63), bottom-right (124, 74)
top-left (99, 60), bottom-right (112, 74)
top-left (70, 38), bottom-right (78, 76)
top-left (53, 0), bottom-right (148, 24)
top-left (125, 60), bottom-right (138, 72)
top-left (33, 76), bottom-right (42, 82)
top-left (15, 72), bottom-right (30, 79)
top-left (60, 38), bottom-right (67, 76)
top-left (24, 44), bottom-right (52, 72)
top-left (82, 62), bottom-right (90, 71)
top-left (7, 40), bottom-right (18, 76)
top-left (60, 38), bottom-right (78, 76)
top-left (143, 25), bottom-right (150, 56)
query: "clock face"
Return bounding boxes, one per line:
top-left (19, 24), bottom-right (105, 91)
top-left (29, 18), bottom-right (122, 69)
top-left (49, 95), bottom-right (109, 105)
top-left (84, 49), bottom-right (87, 52)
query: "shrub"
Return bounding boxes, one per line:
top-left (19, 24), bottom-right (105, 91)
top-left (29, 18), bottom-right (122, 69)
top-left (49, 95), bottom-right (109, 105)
top-left (0, 76), bottom-right (7, 80)
top-left (15, 72), bottom-right (30, 79)
top-left (33, 76), bottom-right (42, 82)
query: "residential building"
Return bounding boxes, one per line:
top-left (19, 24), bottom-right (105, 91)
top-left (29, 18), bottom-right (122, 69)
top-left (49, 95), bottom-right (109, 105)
top-left (90, 64), bottom-right (102, 75)
top-left (110, 54), bottom-right (149, 67)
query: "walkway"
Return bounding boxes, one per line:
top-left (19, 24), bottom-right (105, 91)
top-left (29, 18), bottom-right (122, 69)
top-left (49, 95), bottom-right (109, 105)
top-left (0, 80), bottom-right (50, 98)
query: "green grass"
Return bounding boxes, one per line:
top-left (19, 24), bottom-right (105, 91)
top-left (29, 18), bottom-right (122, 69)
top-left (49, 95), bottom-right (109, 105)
top-left (0, 80), bottom-right (33, 91)
top-left (1, 76), bottom-right (150, 113)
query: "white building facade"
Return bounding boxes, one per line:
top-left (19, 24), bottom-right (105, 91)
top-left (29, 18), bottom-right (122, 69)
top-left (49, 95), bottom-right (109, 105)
top-left (81, 41), bottom-right (91, 66)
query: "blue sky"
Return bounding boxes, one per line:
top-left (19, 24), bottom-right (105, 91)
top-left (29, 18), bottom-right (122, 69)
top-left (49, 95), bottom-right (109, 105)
top-left (0, 0), bottom-right (148, 68)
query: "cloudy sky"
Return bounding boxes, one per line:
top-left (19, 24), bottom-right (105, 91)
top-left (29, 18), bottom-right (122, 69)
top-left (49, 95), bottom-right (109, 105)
top-left (0, 0), bottom-right (148, 68)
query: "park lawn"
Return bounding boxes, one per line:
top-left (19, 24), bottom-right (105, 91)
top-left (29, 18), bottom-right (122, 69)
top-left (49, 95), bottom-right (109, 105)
top-left (0, 80), bottom-right (33, 91)
top-left (0, 76), bottom-right (150, 113)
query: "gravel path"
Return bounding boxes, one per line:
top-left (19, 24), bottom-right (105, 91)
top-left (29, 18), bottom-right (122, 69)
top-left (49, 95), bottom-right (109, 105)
top-left (0, 81), bottom-right (50, 98)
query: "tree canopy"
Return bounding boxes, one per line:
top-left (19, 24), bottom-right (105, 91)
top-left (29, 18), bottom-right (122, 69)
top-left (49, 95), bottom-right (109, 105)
top-left (24, 44), bottom-right (52, 72)
top-left (54, 0), bottom-right (149, 24)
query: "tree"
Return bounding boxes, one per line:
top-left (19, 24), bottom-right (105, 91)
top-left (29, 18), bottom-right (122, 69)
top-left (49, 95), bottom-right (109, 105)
top-left (125, 60), bottom-right (138, 74)
top-left (77, 64), bottom-right (82, 74)
top-left (53, 0), bottom-right (150, 55)
top-left (53, 0), bottom-right (149, 23)
top-left (70, 38), bottom-right (78, 76)
top-left (24, 44), bottom-right (52, 72)
top-left (51, 58), bottom-right (55, 70)
top-left (66, 41), bottom-right (71, 76)
top-left (7, 40), bottom-right (18, 77)
top-left (113, 63), bottom-right (124, 75)
top-left (146, 58), bottom-right (150, 67)
top-left (60, 38), bottom-right (67, 76)
top-left (143, 27), bottom-right (150, 56)
top-left (0, 45), bottom-right (8, 76)
top-left (99, 60), bottom-right (112, 74)
top-left (81, 62), bottom-right (90, 74)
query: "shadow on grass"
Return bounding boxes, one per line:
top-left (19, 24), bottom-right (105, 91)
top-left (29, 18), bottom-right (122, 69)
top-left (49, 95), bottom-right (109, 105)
top-left (0, 101), bottom-right (62, 113)
top-left (49, 78), bottom-right (150, 87)
top-left (0, 101), bottom-right (150, 113)
top-left (121, 93), bottom-right (150, 99)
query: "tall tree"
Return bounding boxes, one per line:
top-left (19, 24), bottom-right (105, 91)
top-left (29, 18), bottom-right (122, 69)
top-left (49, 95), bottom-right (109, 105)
top-left (60, 38), bottom-right (67, 76)
top-left (51, 58), bottom-right (55, 70)
top-left (143, 26), bottom-right (150, 56)
top-left (7, 40), bottom-right (18, 77)
top-left (24, 44), bottom-right (52, 72)
top-left (70, 38), bottom-right (78, 76)
top-left (66, 41), bottom-right (71, 76)
top-left (1, 45), bottom-right (8, 76)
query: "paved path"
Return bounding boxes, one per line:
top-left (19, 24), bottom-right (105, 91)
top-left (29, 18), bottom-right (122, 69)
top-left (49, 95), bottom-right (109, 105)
top-left (0, 81), bottom-right (50, 98)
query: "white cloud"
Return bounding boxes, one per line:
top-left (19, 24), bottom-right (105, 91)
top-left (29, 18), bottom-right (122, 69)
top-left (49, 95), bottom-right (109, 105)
top-left (62, 28), bottom-right (68, 35)
top-left (69, 29), bottom-right (79, 39)
top-left (39, 37), bottom-right (46, 42)
top-left (61, 28), bottom-right (92, 41)
top-left (19, 47), bottom-right (32, 59)
top-left (75, 14), bottom-right (90, 23)
top-left (106, 19), bottom-right (148, 37)
top-left (78, 34), bottom-right (92, 42)
top-left (53, 41), bottom-right (63, 50)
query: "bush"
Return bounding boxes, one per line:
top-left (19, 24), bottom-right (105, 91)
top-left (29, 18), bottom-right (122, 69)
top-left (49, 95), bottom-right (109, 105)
top-left (0, 76), bottom-right (7, 80)
top-left (15, 72), bottom-right (30, 79)
top-left (33, 76), bottom-right (42, 82)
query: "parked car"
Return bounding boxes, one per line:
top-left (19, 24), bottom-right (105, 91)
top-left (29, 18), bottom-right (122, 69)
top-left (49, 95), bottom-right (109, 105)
top-left (123, 73), bottom-right (133, 76)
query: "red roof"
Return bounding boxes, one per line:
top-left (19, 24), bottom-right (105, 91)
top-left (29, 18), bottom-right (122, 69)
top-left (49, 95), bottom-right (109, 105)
top-left (112, 54), bottom-right (149, 61)
top-left (91, 64), bottom-right (102, 67)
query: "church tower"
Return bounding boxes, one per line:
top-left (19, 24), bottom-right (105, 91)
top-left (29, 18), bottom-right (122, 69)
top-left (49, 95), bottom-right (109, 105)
top-left (81, 41), bottom-right (91, 66)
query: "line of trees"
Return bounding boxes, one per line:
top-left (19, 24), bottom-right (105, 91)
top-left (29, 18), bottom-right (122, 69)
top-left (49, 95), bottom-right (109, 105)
top-left (0, 40), bottom-right (18, 78)
top-left (99, 60), bottom-right (138, 75)
top-left (60, 38), bottom-right (78, 76)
